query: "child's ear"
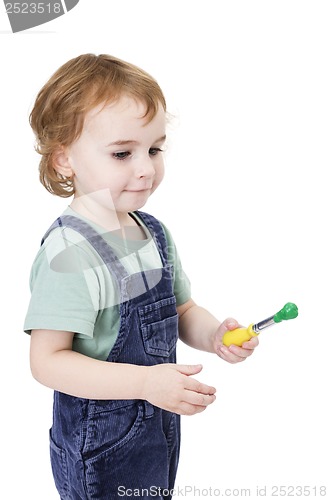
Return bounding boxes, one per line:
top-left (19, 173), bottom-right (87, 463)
top-left (52, 147), bottom-right (74, 178)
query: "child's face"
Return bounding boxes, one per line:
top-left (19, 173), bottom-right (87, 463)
top-left (60, 96), bottom-right (166, 215)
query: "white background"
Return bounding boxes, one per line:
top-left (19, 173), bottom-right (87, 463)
top-left (1, 1), bottom-right (327, 498)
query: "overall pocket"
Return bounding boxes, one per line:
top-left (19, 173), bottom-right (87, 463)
top-left (83, 402), bottom-right (173, 499)
top-left (49, 429), bottom-right (69, 499)
top-left (138, 296), bottom-right (178, 357)
top-left (82, 400), bottom-right (145, 460)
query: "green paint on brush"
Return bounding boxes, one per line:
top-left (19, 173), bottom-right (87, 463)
top-left (273, 302), bottom-right (298, 323)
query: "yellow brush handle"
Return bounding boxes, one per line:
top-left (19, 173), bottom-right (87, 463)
top-left (223, 324), bottom-right (258, 347)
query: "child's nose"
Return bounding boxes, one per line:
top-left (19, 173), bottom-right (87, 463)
top-left (134, 157), bottom-right (156, 179)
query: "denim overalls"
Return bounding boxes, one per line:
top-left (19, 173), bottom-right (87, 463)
top-left (42, 211), bottom-right (181, 499)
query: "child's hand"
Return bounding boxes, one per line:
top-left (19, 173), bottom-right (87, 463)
top-left (141, 363), bottom-right (216, 416)
top-left (213, 318), bottom-right (259, 364)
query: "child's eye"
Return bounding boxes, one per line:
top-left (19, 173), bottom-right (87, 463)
top-left (113, 151), bottom-right (131, 160)
top-left (149, 148), bottom-right (163, 156)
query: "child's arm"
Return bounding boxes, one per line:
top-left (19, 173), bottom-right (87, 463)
top-left (178, 299), bottom-right (259, 363)
top-left (30, 329), bottom-right (216, 416)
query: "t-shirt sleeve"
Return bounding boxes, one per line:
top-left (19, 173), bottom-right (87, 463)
top-left (161, 223), bottom-right (191, 306)
top-left (24, 229), bottom-right (100, 337)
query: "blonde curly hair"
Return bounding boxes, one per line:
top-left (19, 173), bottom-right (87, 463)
top-left (30, 53), bottom-right (166, 197)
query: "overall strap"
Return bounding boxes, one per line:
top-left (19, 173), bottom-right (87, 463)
top-left (41, 215), bottom-right (129, 283)
top-left (135, 211), bottom-right (169, 265)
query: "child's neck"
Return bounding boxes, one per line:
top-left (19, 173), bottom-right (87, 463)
top-left (70, 196), bottom-right (144, 239)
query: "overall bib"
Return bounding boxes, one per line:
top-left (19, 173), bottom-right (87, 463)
top-left (42, 211), bottom-right (181, 500)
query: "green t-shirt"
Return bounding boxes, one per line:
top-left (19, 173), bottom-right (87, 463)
top-left (24, 207), bottom-right (191, 360)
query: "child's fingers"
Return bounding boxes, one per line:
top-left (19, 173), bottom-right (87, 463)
top-left (221, 317), bottom-right (241, 332)
top-left (219, 344), bottom-right (255, 363)
top-left (184, 376), bottom-right (216, 396)
top-left (218, 346), bottom-right (242, 363)
top-left (177, 402), bottom-right (208, 416)
top-left (183, 390), bottom-right (216, 408)
top-left (229, 344), bottom-right (255, 357)
top-left (242, 336), bottom-right (259, 349)
top-left (176, 391), bottom-right (216, 415)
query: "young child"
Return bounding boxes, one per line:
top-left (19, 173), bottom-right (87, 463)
top-left (24, 54), bottom-right (259, 499)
